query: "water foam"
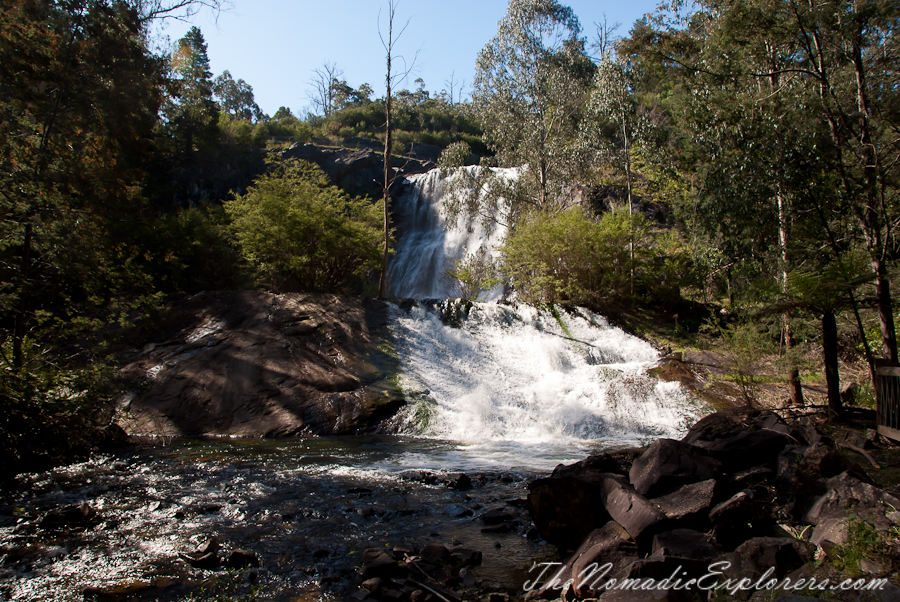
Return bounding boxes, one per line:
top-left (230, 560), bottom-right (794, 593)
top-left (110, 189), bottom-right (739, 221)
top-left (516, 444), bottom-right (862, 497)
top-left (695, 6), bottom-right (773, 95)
top-left (389, 301), bottom-right (705, 464)
top-left (388, 167), bottom-right (512, 299)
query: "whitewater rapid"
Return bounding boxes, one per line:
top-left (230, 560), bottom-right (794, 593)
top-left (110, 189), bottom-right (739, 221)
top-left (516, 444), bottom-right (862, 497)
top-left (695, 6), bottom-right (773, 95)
top-left (387, 300), bottom-right (704, 467)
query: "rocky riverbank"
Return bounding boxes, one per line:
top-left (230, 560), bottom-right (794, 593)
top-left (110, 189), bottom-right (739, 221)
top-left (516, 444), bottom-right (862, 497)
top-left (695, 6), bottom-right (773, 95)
top-left (523, 408), bottom-right (900, 602)
top-left (2, 409), bottom-right (898, 602)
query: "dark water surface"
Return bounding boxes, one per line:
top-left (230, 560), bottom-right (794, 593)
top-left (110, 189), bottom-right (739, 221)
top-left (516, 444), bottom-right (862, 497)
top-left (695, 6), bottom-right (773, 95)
top-left (1, 436), bottom-right (565, 601)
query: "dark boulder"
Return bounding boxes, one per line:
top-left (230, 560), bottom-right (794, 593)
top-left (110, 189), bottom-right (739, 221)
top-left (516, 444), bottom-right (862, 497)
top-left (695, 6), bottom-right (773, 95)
top-left (360, 548), bottom-right (404, 580)
top-left (709, 489), bottom-right (774, 550)
top-left (222, 549), bottom-right (259, 569)
top-left (629, 438), bottom-right (721, 497)
top-left (694, 429), bottom-right (790, 473)
top-left (527, 476), bottom-right (609, 550)
top-left (569, 522), bottom-right (639, 598)
top-left (651, 478), bottom-right (717, 530)
top-left (37, 503), bottom-right (97, 530)
top-left (597, 474), bottom-right (667, 546)
top-left (552, 452), bottom-right (626, 479)
top-left (651, 528), bottom-right (719, 561)
top-left (419, 544), bottom-right (450, 565)
top-left (734, 537), bottom-right (815, 579)
top-left (803, 470), bottom-right (900, 525)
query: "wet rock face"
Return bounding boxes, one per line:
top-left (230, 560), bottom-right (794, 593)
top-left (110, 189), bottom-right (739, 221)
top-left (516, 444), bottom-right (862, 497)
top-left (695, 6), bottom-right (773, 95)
top-left (115, 292), bottom-right (404, 437)
top-left (524, 409), bottom-right (900, 600)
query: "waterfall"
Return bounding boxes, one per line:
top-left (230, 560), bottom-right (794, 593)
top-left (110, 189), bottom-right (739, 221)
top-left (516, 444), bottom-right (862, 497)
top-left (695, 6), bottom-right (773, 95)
top-left (384, 168), bottom-right (706, 468)
top-left (388, 166), bottom-right (511, 300)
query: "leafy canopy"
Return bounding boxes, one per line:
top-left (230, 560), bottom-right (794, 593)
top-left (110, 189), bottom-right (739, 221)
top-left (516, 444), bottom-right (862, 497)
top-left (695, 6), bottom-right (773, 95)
top-left (225, 158), bottom-right (382, 293)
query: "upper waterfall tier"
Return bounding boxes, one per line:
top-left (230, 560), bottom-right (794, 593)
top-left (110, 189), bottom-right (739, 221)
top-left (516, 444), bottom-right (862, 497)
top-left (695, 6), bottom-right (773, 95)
top-left (388, 167), bottom-right (511, 299)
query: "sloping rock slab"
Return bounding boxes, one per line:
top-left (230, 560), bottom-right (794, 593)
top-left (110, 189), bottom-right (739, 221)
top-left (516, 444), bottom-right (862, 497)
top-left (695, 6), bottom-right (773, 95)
top-left (115, 292), bottom-right (403, 437)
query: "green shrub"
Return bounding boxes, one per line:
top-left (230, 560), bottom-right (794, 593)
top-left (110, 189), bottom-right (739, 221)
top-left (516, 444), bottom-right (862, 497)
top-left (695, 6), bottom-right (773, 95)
top-left (501, 207), bottom-right (650, 306)
top-left (225, 158), bottom-right (382, 293)
top-left (0, 337), bottom-right (116, 481)
top-left (445, 246), bottom-right (502, 301)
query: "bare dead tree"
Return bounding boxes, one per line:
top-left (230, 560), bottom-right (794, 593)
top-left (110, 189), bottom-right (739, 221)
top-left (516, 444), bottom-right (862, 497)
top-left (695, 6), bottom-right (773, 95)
top-left (128, 0), bottom-right (229, 25)
top-left (307, 61), bottom-right (344, 118)
top-left (590, 14), bottom-right (620, 62)
top-left (444, 71), bottom-right (466, 107)
top-left (376, 0), bottom-right (418, 298)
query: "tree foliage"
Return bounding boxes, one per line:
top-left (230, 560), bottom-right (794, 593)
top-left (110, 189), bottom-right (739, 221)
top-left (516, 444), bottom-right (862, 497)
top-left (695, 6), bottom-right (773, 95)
top-left (225, 158), bottom-right (382, 293)
top-left (501, 207), bottom-right (660, 306)
top-left (213, 69), bottom-right (263, 122)
top-left (468, 0), bottom-right (594, 221)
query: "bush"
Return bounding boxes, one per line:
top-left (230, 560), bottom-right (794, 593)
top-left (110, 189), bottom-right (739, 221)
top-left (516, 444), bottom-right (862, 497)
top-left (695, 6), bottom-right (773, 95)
top-left (445, 246), bottom-right (501, 301)
top-left (0, 338), bottom-right (116, 481)
top-left (224, 158), bottom-right (382, 293)
top-left (501, 207), bottom-right (649, 306)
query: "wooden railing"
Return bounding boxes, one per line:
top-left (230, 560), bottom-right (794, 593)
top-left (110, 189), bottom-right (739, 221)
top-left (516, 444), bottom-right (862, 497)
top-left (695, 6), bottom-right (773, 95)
top-left (875, 360), bottom-right (900, 442)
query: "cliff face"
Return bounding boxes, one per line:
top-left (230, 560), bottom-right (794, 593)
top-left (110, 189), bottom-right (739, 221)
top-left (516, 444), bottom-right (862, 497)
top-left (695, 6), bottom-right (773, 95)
top-left (115, 291), bottom-right (405, 437)
top-left (280, 141), bottom-right (434, 198)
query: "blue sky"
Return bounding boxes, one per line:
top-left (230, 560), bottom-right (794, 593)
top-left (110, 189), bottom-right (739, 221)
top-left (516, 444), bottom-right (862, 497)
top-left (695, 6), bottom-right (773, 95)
top-left (155, 0), bottom-right (661, 117)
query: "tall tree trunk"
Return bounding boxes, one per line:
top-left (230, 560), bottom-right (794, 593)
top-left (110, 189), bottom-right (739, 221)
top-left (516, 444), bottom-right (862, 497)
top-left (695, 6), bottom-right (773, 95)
top-left (13, 222), bottom-right (32, 369)
top-left (623, 116), bottom-right (634, 297)
top-left (777, 190), bottom-right (803, 405)
top-left (822, 311), bottom-right (841, 419)
top-left (377, 88), bottom-right (392, 298)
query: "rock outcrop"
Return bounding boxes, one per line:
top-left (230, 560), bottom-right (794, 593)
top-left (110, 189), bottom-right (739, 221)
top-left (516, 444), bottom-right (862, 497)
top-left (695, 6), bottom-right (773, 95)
top-left (115, 291), bottom-right (405, 437)
top-left (281, 142), bottom-right (433, 198)
top-left (526, 409), bottom-right (900, 600)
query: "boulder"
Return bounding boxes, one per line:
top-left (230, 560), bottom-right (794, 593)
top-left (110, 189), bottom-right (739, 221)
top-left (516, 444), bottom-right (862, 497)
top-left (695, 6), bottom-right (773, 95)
top-left (681, 408), bottom-right (758, 445)
top-left (360, 548), bottom-right (404, 580)
top-left (597, 474), bottom-right (667, 545)
top-left (481, 509), bottom-right (514, 525)
top-left (420, 544), bottom-right (450, 565)
top-left (694, 429), bottom-right (791, 473)
top-left (527, 476), bottom-right (610, 550)
top-left (568, 522), bottom-right (638, 599)
top-left (222, 549), bottom-right (259, 569)
top-left (650, 529), bottom-right (719, 561)
top-left (809, 517), bottom-right (849, 548)
top-left (552, 453), bottom-right (626, 479)
top-left (629, 438), bottom-right (722, 497)
top-left (651, 479), bottom-right (717, 530)
top-left (449, 547), bottom-right (482, 566)
top-left (37, 503), bottom-right (97, 530)
top-left (803, 471), bottom-right (900, 525)
top-left (709, 489), bottom-right (774, 550)
top-left (734, 537), bottom-right (814, 579)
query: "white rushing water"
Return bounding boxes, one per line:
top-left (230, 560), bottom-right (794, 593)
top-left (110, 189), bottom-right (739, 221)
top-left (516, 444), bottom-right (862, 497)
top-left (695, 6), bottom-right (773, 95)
top-left (388, 166), bottom-right (512, 300)
top-left (388, 300), bottom-right (704, 470)
top-left (384, 167), bottom-right (706, 470)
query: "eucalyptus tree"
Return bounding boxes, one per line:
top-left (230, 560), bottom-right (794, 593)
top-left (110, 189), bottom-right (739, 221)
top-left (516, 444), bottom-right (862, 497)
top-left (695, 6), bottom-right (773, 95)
top-left (580, 57), bottom-right (655, 294)
top-left (213, 70), bottom-right (263, 122)
top-left (168, 26), bottom-right (219, 158)
top-left (626, 0), bottom-right (900, 364)
top-left (454, 0), bottom-right (593, 228)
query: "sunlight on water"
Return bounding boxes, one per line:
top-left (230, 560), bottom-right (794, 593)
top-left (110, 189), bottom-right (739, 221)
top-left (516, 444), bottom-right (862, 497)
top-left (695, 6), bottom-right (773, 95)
top-left (388, 300), bottom-right (705, 470)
